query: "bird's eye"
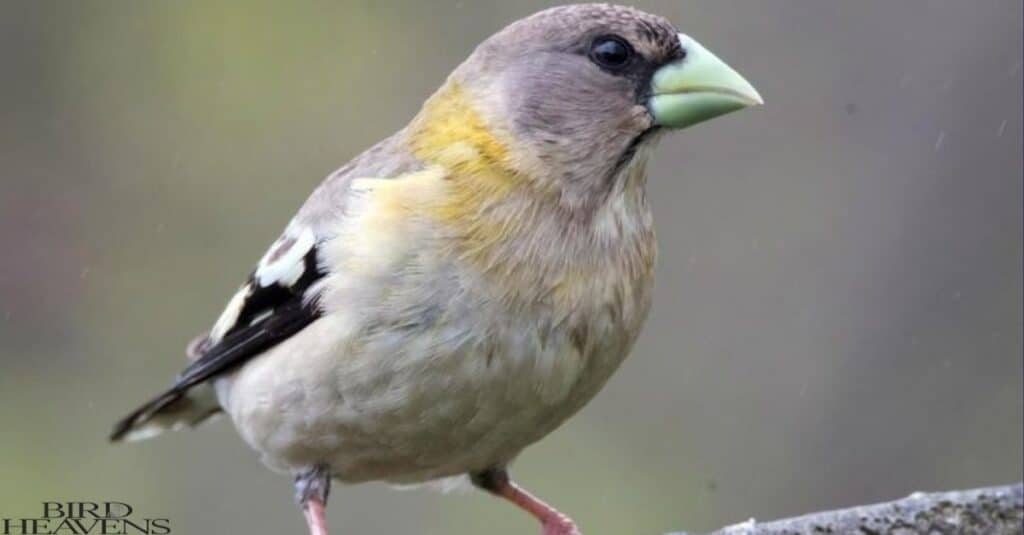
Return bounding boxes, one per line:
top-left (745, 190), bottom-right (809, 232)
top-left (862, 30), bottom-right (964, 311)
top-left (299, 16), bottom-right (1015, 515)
top-left (589, 36), bottom-right (634, 70)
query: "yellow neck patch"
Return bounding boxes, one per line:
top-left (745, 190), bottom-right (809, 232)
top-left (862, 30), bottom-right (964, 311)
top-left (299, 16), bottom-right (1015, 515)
top-left (406, 82), bottom-right (611, 299)
top-left (408, 82), bottom-right (541, 263)
top-left (410, 83), bottom-right (516, 177)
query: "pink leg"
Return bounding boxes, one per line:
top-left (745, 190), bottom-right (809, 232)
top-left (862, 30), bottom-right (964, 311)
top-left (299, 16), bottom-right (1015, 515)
top-left (302, 497), bottom-right (329, 535)
top-left (472, 468), bottom-right (581, 535)
top-left (295, 465), bottom-right (331, 535)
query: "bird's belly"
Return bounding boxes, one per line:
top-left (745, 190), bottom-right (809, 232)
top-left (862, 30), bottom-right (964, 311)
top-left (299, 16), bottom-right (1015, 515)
top-left (216, 309), bottom-right (635, 484)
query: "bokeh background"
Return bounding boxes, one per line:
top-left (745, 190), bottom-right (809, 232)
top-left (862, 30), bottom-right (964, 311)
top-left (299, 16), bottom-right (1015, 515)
top-left (1, 1), bottom-right (1021, 534)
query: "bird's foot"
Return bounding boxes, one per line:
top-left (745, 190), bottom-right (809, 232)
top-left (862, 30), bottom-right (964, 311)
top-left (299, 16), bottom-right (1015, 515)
top-left (471, 467), bottom-right (582, 535)
top-left (541, 513), bottom-right (582, 535)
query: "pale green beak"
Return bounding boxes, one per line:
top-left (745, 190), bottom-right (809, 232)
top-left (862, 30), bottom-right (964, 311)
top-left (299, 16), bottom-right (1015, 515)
top-left (648, 33), bottom-right (763, 129)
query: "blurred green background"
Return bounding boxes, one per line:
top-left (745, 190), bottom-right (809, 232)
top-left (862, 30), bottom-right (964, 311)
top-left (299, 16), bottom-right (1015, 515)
top-left (1, 1), bottom-right (1021, 534)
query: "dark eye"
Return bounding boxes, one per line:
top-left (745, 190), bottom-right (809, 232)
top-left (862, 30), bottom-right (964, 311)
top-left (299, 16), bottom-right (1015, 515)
top-left (589, 36), bottom-right (634, 70)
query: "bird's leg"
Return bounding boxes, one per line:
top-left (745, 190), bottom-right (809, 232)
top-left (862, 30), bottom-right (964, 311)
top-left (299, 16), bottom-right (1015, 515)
top-left (295, 464), bottom-right (331, 535)
top-left (471, 467), bottom-right (581, 535)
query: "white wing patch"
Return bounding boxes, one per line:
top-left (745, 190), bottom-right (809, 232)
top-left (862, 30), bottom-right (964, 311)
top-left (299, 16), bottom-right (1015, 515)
top-left (208, 225), bottom-right (317, 343)
top-left (256, 226), bottom-right (316, 288)
top-left (210, 284), bottom-right (252, 342)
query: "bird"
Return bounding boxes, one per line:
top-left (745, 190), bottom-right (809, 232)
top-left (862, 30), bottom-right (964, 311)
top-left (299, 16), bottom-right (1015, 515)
top-left (110, 4), bottom-right (761, 535)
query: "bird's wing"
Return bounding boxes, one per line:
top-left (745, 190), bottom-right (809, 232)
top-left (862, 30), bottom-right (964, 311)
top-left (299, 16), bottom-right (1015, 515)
top-left (110, 133), bottom-right (426, 442)
top-left (175, 224), bottom-right (325, 392)
top-left (109, 221), bottom-right (329, 441)
top-left (181, 135), bottom-right (421, 383)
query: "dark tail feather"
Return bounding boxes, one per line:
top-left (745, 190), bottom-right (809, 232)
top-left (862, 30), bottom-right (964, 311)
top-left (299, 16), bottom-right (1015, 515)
top-left (110, 385), bottom-right (221, 443)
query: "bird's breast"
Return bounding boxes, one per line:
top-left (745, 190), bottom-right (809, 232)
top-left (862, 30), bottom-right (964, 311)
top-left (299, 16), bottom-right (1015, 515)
top-left (225, 165), bottom-right (656, 482)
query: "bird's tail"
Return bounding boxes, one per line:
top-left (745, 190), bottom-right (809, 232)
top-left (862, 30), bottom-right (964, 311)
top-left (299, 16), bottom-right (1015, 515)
top-left (110, 333), bottom-right (221, 443)
top-left (109, 384), bottom-right (221, 443)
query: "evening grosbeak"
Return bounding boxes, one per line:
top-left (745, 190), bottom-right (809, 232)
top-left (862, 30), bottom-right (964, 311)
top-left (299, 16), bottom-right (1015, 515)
top-left (111, 4), bottom-right (761, 535)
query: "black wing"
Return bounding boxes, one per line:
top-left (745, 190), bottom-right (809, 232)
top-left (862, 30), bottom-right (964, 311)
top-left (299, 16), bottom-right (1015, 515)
top-left (176, 245), bottom-right (323, 390)
top-left (110, 229), bottom-right (325, 441)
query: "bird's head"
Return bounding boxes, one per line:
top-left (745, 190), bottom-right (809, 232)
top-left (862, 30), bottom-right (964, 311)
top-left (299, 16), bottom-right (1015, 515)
top-left (411, 4), bottom-right (762, 210)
